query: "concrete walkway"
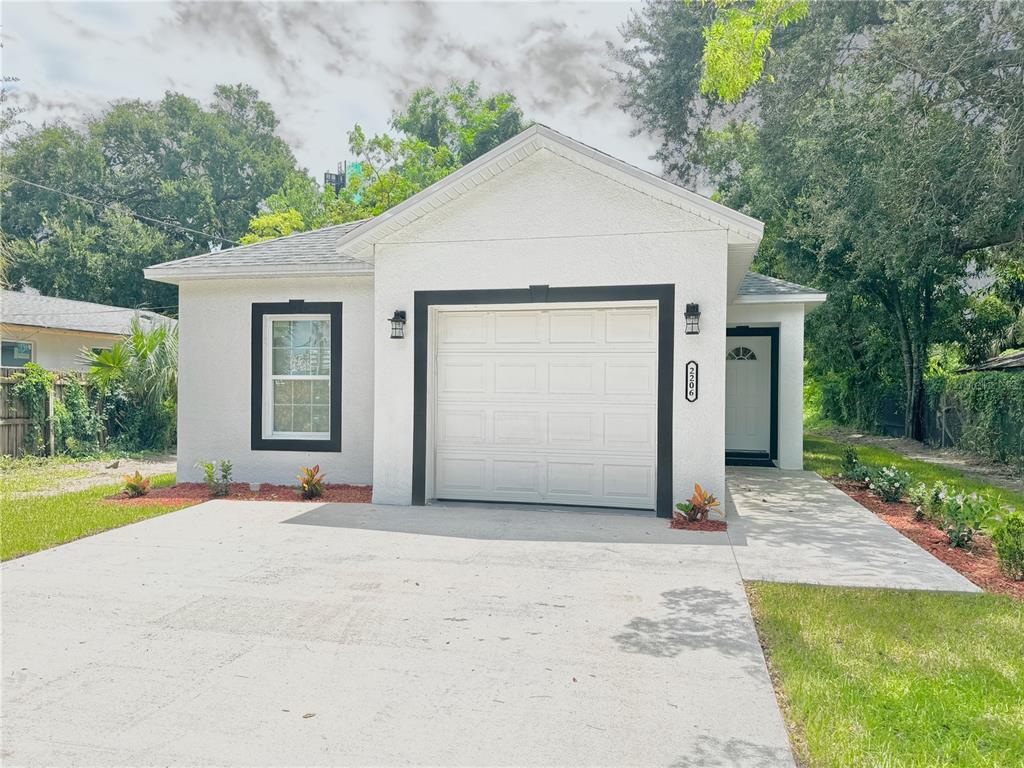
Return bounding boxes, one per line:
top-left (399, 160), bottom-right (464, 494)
top-left (2, 500), bottom-right (793, 768)
top-left (726, 468), bottom-right (979, 592)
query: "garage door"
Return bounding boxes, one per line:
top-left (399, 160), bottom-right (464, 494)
top-left (433, 305), bottom-right (658, 509)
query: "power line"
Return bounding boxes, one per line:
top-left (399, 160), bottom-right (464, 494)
top-left (4, 175), bottom-right (241, 246)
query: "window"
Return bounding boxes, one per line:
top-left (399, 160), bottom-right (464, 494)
top-left (2, 340), bottom-right (33, 368)
top-left (252, 301), bottom-right (342, 451)
top-left (727, 346), bottom-right (757, 361)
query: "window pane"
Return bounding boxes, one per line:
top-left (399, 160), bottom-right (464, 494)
top-left (273, 380), bottom-right (292, 404)
top-left (292, 380), bottom-right (312, 404)
top-left (311, 405), bottom-right (330, 432)
top-left (273, 405), bottom-right (293, 432)
top-left (2, 341), bottom-right (32, 367)
top-left (311, 380), bottom-right (329, 405)
top-left (292, 406), bottom-right (312, 433)
top-left (271, 319), bottom-right (330, 375)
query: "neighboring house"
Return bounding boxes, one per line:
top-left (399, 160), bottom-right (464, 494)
top-left (959, 349), bottom-right (1024, 373)
top-left (0, 289), bottom-right (175, 373)
top-left (146, 125), bottom-right (825, 516)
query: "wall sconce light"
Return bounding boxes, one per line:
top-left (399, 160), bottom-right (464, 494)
top-left (389, 310), bottom-right (407, 339)
top-left (684, 303), bottom-right (701, 335)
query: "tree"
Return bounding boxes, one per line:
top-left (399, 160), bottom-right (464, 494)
top-left (2, 84), bottom-right (299, 310)
top-left (241, 80), bottom-right (527, 243)
top-left (615, 0), bottom-right (1024, 439)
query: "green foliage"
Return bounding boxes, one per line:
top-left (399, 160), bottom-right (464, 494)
top-left (297, 464), bottom-right (326, 500)
top-left (10, 363), bottom-right (55, 454)
top-left (991, 512), bottom-right (1024, 580)
top-left (3, 84), bottom-right (297, 310)
top-left (240, 80), bottom-right (526, 244)
top-left (674, 483), bottom-right (722, 522)
top-left (698, 0), bottom-right (810, 102)
top-left (197, 459), bottom-right (232, 497)
top-left (866, 465), bottom-right (911, 503)
top-left (942, 493), bottom-right (998, 549)
top-left (86, 319), bottom-right (178, 451)
top-left (927, 371), bottom-right (1024, 466)
top-left (960, 294), bottom-right (1017, 365)
top-left (122, 471), bottom-right (151, 498)
top-left (52, 376), bottom-right (100, 456)
top-left (839, 444), bottom-right (859, 477)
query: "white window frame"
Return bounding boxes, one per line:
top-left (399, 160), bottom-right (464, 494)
top-left (262, 313), bottom-right (332, 441)
top-left (2, 339), bottom-right (35, 368)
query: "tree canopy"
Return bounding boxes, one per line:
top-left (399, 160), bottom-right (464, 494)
top-left (240, 80), bottom-right (527, 244)
top-left (1, 85), bottom-right (299, 310)
top-left (615, 0), bottom-right (1024, 439)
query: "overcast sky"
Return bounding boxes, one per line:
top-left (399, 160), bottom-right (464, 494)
top-left (2, 1), bottom-right (662, 179)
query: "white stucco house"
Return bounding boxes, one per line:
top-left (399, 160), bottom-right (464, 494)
top-left (146, 125), bottom-right (825, 517)
top-left (0, 289), bottom-right (175, 373)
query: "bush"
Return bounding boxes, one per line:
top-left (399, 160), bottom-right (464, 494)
top-left (122, 471), bottom-right (151, 498)
top-left (196, 459), bottom-right (232, 497)
top-left (942, 493), bottom-right (997, 549)
top-left (10, 363), bottom-right (55, 454)
top-left (297, 464), bottom-right (326, 499)
top-left (867, 465), bottom-right (912, 503)
top-left (674, 483), bottom-right (723, 522)
top-left (991, 512), bottom-right (1024, 580)
top-left (908, 482), bottom-right (929, 521)
top-left (840, 444), bottom-right (859, 477)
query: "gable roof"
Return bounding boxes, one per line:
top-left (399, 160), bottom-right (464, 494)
top-left (734, 272), bottom-right (827, 304)
top-left (146, 124), bottom-right (764, 283)
top-left (1, 289), bottom-right (176, 336)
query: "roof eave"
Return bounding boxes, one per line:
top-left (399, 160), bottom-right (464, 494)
top-left (732, 293), bottom-right (828, 305)
top-left (144, 262), bottom-right (374, 284)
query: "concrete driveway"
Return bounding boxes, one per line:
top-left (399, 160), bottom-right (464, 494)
top-left (2, 500), bottom-right (794, 768)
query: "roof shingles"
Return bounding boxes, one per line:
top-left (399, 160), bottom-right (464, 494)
top-left (1, 290), bottom-right (175, 336)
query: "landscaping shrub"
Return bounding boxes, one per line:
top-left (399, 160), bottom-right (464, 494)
top-left (908, 482), bottom-right (929, 521)
top-left (867, 465), bottom-right (912, 503)
top-left (197, 459), bottom-right (232, 497)
top-left (942, 493), bottom-right (997, 549)
top-left (840, 443), bottom-right (859, 477)
top-left (674, 483), bottom-right (722, 522)
top-left (122, 471), bottom-right (151, 498)
top-left (297, 464), bottom-right (326, 499)
top-left (992, 512), bottom-right (1024, 580)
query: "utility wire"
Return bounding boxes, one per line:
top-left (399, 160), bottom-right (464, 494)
top-left (4, 175), bottom-right (241, 246)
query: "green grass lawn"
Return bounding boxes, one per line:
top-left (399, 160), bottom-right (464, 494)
top-left (0, 455), bottom-right (94, 494)
top-left (1, 473), bottom-right (192, 560)
top-left (804, 434), bottom-right (1024, 510)
top-left (749, 583), bottom-right (1024, 768)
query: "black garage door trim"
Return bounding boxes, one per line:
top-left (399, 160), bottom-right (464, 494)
top-left (413, 284), bottom-right (675, 517)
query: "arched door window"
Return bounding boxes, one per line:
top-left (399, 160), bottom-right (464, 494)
top-left (727, 346), bottom-right (757, 361)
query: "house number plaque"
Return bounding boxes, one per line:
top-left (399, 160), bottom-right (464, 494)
top-left (685, 360), bottom-right (698, 402)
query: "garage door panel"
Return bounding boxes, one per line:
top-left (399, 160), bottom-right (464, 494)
top-left (434, 306), bottom-right (657, 509)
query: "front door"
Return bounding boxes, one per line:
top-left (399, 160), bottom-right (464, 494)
top-left (725, 335), bottom-right (772, 454)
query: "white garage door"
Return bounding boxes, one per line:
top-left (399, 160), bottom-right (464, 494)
top-left (432, 305), bottom-right (658, 509)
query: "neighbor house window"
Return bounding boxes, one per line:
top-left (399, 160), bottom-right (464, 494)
top-left (1, 340), bottom-right (33, 368)
top-left (251, 301), bottom-right (342, 451)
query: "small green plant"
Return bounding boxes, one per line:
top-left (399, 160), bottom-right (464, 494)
top-left (867, 465), bottom-right (911, 503)
top-left (922, 481), bottom-right (954, 522)
top-left (196, 459), bottom-right (233, 497)
top-left (297, 464), bottom-right (326, 499)
top-left (908, 482), bottom-right (929, 521)
top-left (839, 444), bottom-right (859, 477)
top-left (942, 493), bottom-right (996, 549)
top-left (122, 470), bottom-right (151, 498)
top-left (674, 483), bottom-right (723, 522)
top-left (991, 511), bottom-right (1024, 580)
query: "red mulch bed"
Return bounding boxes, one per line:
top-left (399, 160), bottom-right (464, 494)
top-left (107, 482), bottom-right (373, 507)
top-left (669, 517), bottom-right (727, 531)
top-left (830, 478), bottom-right (1023, 600)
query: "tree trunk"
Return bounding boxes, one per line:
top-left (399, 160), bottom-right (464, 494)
top-left (903, 335), bottom-right (927, 441)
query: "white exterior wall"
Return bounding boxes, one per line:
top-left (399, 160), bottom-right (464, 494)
top-left (725, 302), bottom-right (807, 470)
top-left (176, 276), bottom-right (374, 484)
top-left (371, 148), bottom-right (730, 508)
top-left (1, 327), bottom-right (117, 372)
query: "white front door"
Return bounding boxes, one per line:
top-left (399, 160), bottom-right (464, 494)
top-left (725, 335), bottom-right (772, 453)
top-left (432, 305), bottom-right (658, 509)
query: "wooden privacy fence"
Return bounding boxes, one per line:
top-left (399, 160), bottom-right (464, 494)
top-left (0, 370), bottom-right (95, 457)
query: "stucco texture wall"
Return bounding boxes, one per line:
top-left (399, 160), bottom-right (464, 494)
top-left (371, 148), bottom-right (730, 508)
top-left (725, 302), bottom-right (807, 470)
top-left (176, 276), bottom-right (374, 484)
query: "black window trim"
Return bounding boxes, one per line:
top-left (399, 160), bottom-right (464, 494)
top-left (251, 300), bottom-right (343, 452)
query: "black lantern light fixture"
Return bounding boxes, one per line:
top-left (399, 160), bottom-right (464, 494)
top-left (389, 310), bottom-right (407, 339)
top-left (684, 303), bottom-right (701, 335)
